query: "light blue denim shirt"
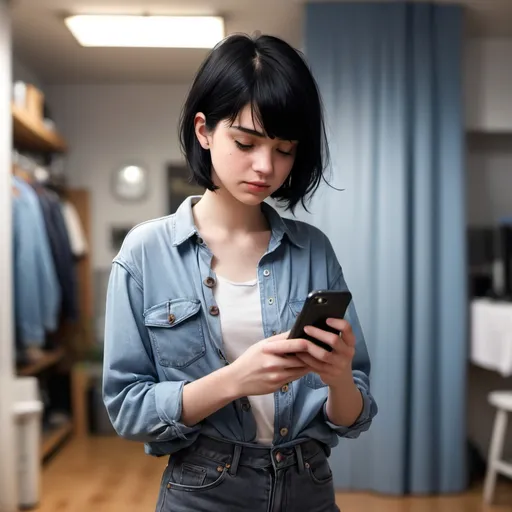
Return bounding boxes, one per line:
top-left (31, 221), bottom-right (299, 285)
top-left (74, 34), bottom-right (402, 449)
top-left (12, 177), bottom-right (60, 347)
top-left (103, 196), bottom-right (377, 456)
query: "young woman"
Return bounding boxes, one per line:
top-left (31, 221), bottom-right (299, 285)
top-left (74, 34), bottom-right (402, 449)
top-left (103, 33), bottom-right (377, 512)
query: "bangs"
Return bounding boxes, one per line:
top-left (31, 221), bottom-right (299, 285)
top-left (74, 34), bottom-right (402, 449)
top-left (226, 66), bottom-right (309, 142)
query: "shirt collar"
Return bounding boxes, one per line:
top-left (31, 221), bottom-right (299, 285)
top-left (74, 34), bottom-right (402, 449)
top-left (171, 195), bottom-right (303, 248)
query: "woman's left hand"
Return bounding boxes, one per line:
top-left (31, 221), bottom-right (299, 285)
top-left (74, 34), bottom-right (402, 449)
top-left (300, 318), bottom-right (356, 388)
top-left (262, 318), bottom-right (356, 388)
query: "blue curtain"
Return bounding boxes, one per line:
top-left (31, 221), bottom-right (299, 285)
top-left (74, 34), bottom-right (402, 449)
top-left (301, 2), bottom-right (467, 495)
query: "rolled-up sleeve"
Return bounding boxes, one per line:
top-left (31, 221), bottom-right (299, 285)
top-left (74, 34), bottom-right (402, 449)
top-left (324, 239), bottom-right (378, 439)
top-left (323, 350), bottom-right (378, 439)
top-left (103, 261), bottom-right (201, 444)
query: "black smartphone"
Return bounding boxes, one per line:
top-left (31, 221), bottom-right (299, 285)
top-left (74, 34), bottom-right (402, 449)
top-left (288, 290), bottom-right (353, 351)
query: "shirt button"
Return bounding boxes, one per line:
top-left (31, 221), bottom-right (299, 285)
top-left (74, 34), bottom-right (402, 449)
top-left (275, 452), bottom-right (283, 463)
top-left (280, 427), bottom-right (288, 437)
top-left (196, 237), bottom-right (204, 245)
top-left (281, 384), bottom-right (289, 393)
top-left (241, 402), bottom-right (251, 412)
top-left (204, 276), bottom-right (216, 288)
top-left (168, 314), bottom-right (176, 324)
top-left (272, 330), bottom-right (277, 336)
top-left (209, 305), bottom-right (219, 316)
top-left (268, 297), bottom-right (274, 305)
top-left (263, 269), bottom-right (270, 277)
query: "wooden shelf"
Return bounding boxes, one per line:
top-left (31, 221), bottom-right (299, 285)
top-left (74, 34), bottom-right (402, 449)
top-left (12, 104), bottom-right (67, 153)
top-left (17, 348), bottom-right (65, 377)
top-left (42, 420), bottom-right (72, 459)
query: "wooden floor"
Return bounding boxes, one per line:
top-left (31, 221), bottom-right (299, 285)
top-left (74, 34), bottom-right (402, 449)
top-left (36, 436), bottom-right (512, 512)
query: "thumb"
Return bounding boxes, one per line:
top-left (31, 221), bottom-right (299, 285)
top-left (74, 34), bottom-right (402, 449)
top-left (268, 330), bottom-right (291, 341)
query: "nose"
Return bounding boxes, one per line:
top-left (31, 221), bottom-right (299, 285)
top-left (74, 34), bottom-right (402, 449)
top-left (252, 147), bottom-right (273, 175)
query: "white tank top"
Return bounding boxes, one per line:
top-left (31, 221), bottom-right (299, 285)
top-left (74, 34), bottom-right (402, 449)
top-left (213, 274), bottom-right (275, 445)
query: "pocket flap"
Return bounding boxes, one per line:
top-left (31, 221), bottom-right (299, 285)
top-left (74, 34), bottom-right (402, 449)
top-left (144, 299), bottom-right (201, 328)
top-left (288, 299), bottom-right (305, 317)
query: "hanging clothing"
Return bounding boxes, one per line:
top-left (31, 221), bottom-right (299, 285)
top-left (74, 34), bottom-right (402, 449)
top-left (61, 200), bottom-right (88, 258)
top-left (12, 176), bottom-right (60, 347)
top-left (32, 184), bottom-right (79, 321)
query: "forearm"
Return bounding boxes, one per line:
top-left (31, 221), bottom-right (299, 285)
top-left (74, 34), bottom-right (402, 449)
top-left (181, 365), bottom-right (240, 426)
top-left (325, 370), bottom-right (364, 427)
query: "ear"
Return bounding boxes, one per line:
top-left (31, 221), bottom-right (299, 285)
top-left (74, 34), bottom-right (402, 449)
top-left (194, 113), bottom-right (210, 150)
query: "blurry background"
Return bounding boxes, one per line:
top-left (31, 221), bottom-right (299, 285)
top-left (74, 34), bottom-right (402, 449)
top-left (1, 0), bottom-right (512, 511)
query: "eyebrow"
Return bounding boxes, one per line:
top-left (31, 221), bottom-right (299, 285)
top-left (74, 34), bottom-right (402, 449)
top-left (232, 125), bottom-right (266, 138)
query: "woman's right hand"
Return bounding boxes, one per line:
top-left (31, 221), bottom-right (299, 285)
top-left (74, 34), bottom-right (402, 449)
top-left (228, 332), bottom-right (311, 397)
top-left (181, 333), bottom-right (312, 427)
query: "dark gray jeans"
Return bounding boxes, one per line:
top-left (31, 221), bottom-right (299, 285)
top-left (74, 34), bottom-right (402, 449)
top-left (156, 435), bottom-right (340, 512)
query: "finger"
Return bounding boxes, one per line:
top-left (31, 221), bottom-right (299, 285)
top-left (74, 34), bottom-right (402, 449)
top-left (295, 352), bottom-right (329, 373)
top-left (265, 354), bottom-right (308, 370)
top-left (302, 327), bottom-right (340, 358)
top-left (326, 319), bottom-right (356, 348)
top-left (263, 338), bottom-right (309, 355)
top-left (280, 356), bottom-right (309, 369)
top-left (303, 335), bottom-right (355, 365)
top-left (268, 330), bottom-right (291, 342)
top-left (323, 318), bottom-right (349, 332)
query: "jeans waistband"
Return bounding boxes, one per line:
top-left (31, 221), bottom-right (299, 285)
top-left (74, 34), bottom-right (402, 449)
top-left (175, 435), bottom-right (327, 477)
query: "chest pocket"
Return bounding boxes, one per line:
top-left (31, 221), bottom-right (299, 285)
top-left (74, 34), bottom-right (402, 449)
top-left (144, 298), bottom-right (205, 369)
top-left (288, 299), bottom-right (327, 390)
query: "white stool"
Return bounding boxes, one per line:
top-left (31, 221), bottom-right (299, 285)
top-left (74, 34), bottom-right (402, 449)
top-left (484, 391), bottom-right (512, 504)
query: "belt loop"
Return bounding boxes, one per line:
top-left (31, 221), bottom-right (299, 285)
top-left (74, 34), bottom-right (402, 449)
top-left (295, 444), bottom-right (305, 474)
top-left (229, 444), bottom-right (242, 476)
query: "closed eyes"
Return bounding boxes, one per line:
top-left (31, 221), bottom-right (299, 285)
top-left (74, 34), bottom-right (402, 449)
top-left (235, 140), bottom-right (294, 156)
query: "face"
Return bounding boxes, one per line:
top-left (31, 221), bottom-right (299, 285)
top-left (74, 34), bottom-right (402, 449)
top-left (194, 104), bottom-right (298, 206)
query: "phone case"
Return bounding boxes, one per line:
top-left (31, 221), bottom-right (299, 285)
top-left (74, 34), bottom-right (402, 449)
top-left (289, 290), bottom-right (352, 351)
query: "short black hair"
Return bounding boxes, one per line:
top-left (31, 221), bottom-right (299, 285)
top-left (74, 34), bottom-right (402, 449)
top-left (179, 33), bottom-right (329, 212)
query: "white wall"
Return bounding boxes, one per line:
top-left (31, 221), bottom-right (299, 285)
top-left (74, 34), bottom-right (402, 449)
top-left (45, 84), bottom-right (191, 270)
top-left (464, 39), bottom-right (512, 132)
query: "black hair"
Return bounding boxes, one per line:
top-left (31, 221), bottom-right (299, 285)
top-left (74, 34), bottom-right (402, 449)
top-left (179, 33), bottom-right (330, 212)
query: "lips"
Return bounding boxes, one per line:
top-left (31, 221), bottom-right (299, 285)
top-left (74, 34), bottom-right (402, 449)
top-left (246, 182), bottom-right (270, 188)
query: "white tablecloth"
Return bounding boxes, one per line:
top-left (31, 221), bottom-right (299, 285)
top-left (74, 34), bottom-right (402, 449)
top-left (471, 298), bottom-right (512, 377)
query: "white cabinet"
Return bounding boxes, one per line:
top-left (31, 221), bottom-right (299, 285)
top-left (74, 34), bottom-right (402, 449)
top-left (465, 39), bottom-right (512, 132)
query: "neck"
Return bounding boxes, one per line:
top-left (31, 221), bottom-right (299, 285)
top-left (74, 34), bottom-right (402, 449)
top-left (193, 189), bottom-right (268, 235)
